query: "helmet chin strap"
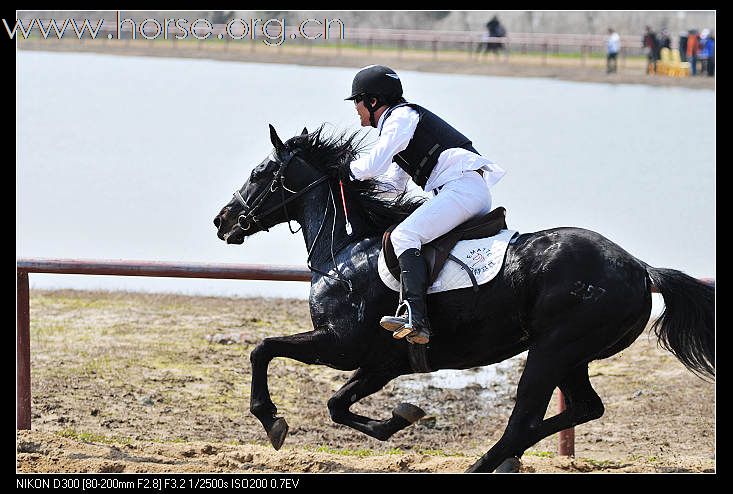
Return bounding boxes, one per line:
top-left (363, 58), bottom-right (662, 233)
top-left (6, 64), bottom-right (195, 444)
top-left (363, 97), bottom-right (382, 128)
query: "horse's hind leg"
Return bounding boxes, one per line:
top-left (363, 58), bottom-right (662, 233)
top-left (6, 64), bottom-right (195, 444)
top-left (327, 368), bottom-right (425, 441)
top-left (512, 365), bottom-right (604, 462)
top-left (467, 353), bottom-right (604, 473)
top-left (249, 330), bottom-right (336, 450)
top-left (466, 346), bottom-right (559, 473)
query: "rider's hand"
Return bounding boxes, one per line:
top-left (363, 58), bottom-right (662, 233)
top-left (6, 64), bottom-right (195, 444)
top-left (331, 162), bottom-right (354, 183)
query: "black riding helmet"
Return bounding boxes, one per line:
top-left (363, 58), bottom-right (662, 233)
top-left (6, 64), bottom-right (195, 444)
top-left (346, 65), bottom-right (404, 127)
top-left (345, 65), bottom-right (403, 101)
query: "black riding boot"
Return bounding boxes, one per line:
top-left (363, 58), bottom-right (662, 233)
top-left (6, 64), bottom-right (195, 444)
top-left (379, 248), bottom-right (432, 345)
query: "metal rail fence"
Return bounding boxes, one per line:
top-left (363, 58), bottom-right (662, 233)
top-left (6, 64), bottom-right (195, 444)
top-left (20, 21), bottom-right (655, 66)
top-left (15, 257), bottom-right (714, 457)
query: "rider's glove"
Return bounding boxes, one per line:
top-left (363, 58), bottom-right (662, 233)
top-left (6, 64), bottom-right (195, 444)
top-left (331, 161), bottom-right (355, 183)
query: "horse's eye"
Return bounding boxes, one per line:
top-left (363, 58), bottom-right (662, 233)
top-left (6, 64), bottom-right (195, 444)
top-left (251, 165), bottom-right (267, 179)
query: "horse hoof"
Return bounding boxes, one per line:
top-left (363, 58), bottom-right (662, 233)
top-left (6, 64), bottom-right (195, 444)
top-left (495, 456), bottom-right (522, 473)
top-left (268, 417), bottom-right (289, 450)
top-left (393, 402), bottom-right (426, 423)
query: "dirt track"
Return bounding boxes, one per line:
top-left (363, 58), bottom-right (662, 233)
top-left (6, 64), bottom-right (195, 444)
top-left (17, 290), bottom-right (715, 474)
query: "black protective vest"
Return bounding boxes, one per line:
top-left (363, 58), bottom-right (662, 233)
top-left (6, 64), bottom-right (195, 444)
top-left (379, 103), bottom-right (478, 187)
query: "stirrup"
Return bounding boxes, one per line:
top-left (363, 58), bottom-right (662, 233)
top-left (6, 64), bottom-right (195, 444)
top-left (379, 301), bottom-right (413, 339)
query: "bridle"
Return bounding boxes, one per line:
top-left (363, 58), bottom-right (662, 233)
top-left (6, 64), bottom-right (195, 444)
top-left (231, 147), bottom-right (353, 292)
top-left (233, 149), bottom-right (328, 235)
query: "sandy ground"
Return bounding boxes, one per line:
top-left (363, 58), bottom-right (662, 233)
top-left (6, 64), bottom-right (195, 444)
top-left (17, 290), bottom-right (715, 474)
top-left (18, 38), bottom-right (714, 90)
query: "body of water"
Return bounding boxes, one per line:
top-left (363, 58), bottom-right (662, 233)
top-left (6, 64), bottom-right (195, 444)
top-left (18, 51), bottom-right (715, 303)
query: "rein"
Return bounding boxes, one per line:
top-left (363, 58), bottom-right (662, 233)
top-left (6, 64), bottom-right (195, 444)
top-left (232, 150), bottom-right (353, 293)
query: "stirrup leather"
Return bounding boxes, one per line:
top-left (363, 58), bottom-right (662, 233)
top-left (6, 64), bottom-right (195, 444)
top-left (379, 300), bottom-right (414, 339)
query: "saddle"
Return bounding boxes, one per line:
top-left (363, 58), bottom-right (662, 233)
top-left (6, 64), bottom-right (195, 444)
top-left (382, 207), bottom-right (508, 284)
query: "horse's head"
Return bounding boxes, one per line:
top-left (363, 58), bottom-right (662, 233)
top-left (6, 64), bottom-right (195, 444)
top-left (215, 124), bottom-right (413, 246)
top-left (214, 125), bottom-right (326, 244)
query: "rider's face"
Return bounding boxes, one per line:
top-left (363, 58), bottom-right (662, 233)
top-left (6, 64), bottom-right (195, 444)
top-left (354, 99), bottom-right (371, 127)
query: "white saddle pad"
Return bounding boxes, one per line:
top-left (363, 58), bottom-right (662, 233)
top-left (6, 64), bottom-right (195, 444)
top-left (378, 229), bottom-right (519, 294)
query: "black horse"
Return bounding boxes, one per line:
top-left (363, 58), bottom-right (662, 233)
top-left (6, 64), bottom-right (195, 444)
top-left (213, 125), bottom-right (715, 473)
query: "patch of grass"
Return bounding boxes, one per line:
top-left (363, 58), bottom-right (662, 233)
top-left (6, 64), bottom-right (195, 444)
top-left (57, 428), bottom-right (132, 445)
top-left (307, 446), bottom-right (409, 457)
top-left (30, 323), bottom-right (71, 337)
top-left (149, 353), bottom-right (207, 376)
top-left (79, 356), bottom-right (110, 376)
top-left (524, 450), bottom-right (555, 458)
top-left (148, 436), bottom-right (188, 444)
top-left (313, 446), bottom-right (375, 457)
top-left (580, 457), bottom-right (623, 469)
top-left (40, 294), bottom-right (134, 311)
top-left (416, 449), bottom-right (466, 457)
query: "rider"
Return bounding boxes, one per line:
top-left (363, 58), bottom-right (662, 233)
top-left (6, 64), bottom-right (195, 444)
top-left (343, 65), bottom-right (505, 345)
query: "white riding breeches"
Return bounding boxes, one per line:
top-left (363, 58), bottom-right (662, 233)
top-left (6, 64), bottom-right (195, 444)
top-left (390, 171), bottom-right (493, 258)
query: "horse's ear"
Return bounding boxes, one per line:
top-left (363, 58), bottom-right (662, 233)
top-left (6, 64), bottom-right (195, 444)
top-left (301, 127), bottom-right (308, 136)
top-left (269, 124), bottom-right (285, 154)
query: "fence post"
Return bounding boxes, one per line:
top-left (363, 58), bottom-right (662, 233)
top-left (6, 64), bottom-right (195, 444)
top-left (17, 271), bottom-right (31, 430)
top-left (557, 389), bottom-right (575, 456)
top-left (620, 46), bottom-right (626, 70)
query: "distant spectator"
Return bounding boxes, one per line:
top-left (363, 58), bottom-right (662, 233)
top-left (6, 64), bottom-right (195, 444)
top-left (678, 31), bottom-right (689, 62)
top-left (476, 29), bottom-right (492, 56)
top-left (487, 16), bottom-right (500, 38)
top-left (701, 29), bottom-right (714, 76)
top-left (707, 31), bottom-right (715, 76)
top-left (494, 19), bottom-right (507, 40)
top-left (698, 28), bottom-right (711, 74)
top-left (642, 26), bottom-right (659, 74)
top-left (477, 16), bottom-right (506, 56)
top-left (606, 28), bottom-right (620, 73)
top-left (658, 28), bottom-right (671, 50)
top-left (687, 29), bottom-right (700, 76)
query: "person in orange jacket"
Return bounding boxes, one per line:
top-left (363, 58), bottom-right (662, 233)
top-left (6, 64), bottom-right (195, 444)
top-left (687, 29), bottom-right (700, 76)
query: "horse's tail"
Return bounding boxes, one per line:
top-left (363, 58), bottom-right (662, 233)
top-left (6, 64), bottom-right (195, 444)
top-left (645, 266), bottom-right (715, 380)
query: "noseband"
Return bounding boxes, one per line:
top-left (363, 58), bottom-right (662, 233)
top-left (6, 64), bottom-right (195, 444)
top-left (231, 148), bottom-right (353, 292)
top-left (233, 149), bottom-right (328, 233)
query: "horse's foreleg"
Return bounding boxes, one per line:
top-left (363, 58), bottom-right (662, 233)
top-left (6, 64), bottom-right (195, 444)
top-left (327, 368), bottom-right (425, 441)
top-left (249, 330), bottom-right (334, 450)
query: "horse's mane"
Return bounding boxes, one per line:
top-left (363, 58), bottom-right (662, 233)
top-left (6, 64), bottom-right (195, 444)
top-left (287, 125), bottom-right (425, 234)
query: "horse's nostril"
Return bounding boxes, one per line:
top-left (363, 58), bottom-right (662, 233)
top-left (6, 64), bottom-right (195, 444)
top-left (213, 216), bottom-right (221, 228)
